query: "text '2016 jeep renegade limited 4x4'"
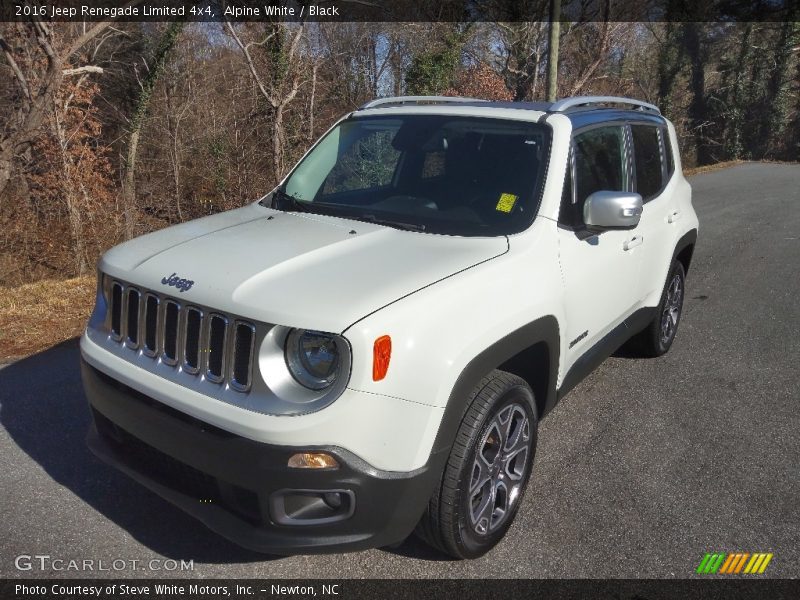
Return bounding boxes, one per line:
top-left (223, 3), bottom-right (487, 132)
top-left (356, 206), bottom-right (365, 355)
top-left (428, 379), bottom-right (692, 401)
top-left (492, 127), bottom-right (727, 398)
top-left (81, 95), bottom-right (698, 559)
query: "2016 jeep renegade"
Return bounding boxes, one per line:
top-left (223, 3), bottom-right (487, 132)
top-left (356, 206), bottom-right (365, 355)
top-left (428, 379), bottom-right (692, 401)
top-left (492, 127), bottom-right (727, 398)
top-left (81, 95), bottom-right (698, 559)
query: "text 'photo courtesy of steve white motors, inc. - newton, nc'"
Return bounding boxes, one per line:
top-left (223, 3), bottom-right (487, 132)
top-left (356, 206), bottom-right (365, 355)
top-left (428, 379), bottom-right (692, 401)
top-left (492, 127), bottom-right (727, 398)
top-left (13, 582), bottom-right (338, 597)
top-left (13, 2), bottom-right (340, 19)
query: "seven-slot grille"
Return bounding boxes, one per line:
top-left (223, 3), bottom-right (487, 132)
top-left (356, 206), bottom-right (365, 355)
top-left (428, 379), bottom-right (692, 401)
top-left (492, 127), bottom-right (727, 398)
top-left (107, 280), bottom-right (256, 392)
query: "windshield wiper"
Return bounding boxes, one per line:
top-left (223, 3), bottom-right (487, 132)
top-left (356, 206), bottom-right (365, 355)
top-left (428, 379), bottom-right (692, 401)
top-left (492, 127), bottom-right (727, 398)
top-left (268, 187), bottom-right (313, 212)
top-left (354, 214), bottom-right (427, 232)
top-left (266, 192), bottom-right (425, 232)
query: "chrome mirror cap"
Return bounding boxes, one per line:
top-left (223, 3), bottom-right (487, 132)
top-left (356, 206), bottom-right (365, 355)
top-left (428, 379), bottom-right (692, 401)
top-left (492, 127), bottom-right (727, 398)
top-left (584, 191), bottom-right (643, 231)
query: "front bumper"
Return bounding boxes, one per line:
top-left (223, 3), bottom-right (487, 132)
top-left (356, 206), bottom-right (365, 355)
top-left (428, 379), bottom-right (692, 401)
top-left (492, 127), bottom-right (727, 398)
top-left (81, 359), bottom-right (444, 554)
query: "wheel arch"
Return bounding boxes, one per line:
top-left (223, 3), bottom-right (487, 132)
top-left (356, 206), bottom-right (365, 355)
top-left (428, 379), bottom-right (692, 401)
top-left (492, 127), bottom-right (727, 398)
top-left (430, 316), bottom-right (560, 457)
top-left (673, 229), bottom-right (697, 276)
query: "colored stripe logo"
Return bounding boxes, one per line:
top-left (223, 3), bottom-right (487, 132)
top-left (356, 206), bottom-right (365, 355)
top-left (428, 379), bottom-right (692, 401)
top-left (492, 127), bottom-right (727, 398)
top-left (696, 552), bottom-right (773, 574)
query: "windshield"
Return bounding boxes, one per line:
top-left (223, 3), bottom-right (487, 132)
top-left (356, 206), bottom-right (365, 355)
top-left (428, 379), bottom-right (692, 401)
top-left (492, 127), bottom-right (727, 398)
top-left (277, 114), bottom-right (551, 236)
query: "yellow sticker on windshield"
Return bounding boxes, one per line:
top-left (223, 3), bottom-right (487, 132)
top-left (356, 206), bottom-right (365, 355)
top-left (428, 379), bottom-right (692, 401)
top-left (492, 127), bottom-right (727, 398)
top-left (496, 193), bottom-right (518, 213)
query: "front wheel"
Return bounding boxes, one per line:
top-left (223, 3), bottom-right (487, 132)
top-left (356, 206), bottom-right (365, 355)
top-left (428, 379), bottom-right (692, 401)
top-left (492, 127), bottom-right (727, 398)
top-left (630, 260), bottom-right (686, 357)
top-left (415, 370), bottom-right (538, 559)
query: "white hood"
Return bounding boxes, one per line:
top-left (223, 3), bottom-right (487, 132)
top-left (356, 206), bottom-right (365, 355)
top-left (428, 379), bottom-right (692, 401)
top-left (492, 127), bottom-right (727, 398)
top-left (100, 203), bottom-right (508, 332)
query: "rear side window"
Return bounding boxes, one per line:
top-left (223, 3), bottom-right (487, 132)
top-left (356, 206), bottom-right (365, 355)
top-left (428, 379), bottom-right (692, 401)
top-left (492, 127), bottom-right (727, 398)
top-left (560, 125), bottom-right (625, 228)
top-left (631, 125), bottom-right (663, 200)
top-left (662, 128), bottom-right (675, 177)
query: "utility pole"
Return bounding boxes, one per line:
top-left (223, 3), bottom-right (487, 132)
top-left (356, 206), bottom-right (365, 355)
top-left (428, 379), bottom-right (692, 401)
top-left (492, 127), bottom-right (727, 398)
top-left (546, 0), bottom-right (561, 102)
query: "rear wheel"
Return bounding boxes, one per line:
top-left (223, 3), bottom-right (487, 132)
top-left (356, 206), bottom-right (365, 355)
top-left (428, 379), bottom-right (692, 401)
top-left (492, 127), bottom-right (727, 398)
top-left (416, 370), bottom-right (537, 559)
top-left (630, 260), bottom-right (685, 357)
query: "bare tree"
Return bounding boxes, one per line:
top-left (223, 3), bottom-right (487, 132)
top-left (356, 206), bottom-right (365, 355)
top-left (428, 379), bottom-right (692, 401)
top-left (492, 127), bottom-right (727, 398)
top-left (224, 19), bottom-right (308, 184)
top-left (121, 22), bottom-right (184, 239)
top-left (0, 8), bottom-right (139, 197)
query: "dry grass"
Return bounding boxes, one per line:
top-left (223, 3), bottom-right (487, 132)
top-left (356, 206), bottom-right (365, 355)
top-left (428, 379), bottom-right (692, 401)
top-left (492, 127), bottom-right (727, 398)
top-left (0, 275), bottom-right (95, 361)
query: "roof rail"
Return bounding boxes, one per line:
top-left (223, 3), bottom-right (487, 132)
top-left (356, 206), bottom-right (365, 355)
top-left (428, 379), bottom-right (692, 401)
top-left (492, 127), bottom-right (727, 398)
top-left (550, 96), bottom-right (661, 114)
top-left (358, 96), bottom-right (488, 110)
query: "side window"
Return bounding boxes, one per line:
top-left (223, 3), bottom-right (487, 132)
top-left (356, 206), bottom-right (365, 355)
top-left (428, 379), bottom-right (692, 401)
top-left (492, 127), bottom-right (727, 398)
top-left (631, 125), bottom-right (663, 201)
top-left (560, 125), bottom-right (625, 228)
top-left (662, 127), bottom-right (675, 178)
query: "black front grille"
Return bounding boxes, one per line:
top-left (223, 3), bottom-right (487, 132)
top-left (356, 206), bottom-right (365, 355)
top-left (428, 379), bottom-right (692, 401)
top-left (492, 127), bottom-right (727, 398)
top-left (207, 315), bottom-right (227, 381)
top-left (106, 280), bottom-right (256, 392)
top-left (184, 308), bottom-right (202, 372)
top-left (144, 294), bottom-right (159, 354)
top-left (126, 289), bottom-right (140, 346)
top-left (163, 300), bottom-right (179, 362)
top-left (231, 323), bottom-right (255, 391)
top-left (110, 283), bottom-right (123, 338)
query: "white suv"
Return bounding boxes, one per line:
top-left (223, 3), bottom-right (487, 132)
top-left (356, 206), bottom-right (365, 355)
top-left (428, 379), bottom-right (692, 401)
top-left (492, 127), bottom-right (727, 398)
top-left (81, 96), bottom-right (698, 559)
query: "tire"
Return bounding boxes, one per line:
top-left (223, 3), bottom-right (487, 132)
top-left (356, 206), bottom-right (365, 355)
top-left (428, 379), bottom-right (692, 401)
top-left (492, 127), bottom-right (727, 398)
top-left (629, 260), bottom-right (686, 357)
top-left (415, 370), bottom-right (538, 559)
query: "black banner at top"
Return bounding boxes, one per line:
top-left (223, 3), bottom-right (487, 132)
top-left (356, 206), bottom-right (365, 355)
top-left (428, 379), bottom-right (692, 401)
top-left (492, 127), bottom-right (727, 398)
top-left (0, 0), bottom-right (797, 23)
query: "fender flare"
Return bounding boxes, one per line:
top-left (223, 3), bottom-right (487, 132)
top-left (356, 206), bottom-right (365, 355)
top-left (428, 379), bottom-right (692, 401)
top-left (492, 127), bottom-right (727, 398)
top-left (672, 229), bottom-right (698, 274)
top-left (430, 315), bottom-right (560, 457)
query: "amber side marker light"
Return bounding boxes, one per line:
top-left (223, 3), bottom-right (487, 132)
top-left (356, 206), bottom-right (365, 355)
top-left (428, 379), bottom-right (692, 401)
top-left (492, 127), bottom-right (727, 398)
top-left (373, 335), bottom-right (392, 381)
top-left (287, 453), bottom-right (339, 469)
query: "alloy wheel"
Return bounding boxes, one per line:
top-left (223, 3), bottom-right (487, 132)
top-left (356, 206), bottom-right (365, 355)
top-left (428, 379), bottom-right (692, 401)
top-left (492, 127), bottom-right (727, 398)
top-left (468, 403), bottom-right (532, 536)
top-left (660, 273), bottom-right (683, 346)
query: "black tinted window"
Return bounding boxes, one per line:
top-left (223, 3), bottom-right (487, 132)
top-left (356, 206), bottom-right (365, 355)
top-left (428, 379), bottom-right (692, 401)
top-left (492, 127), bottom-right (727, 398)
top-left (282, 115), bottom-right (550, 236)
top-left (631, 125), bottom-right (663, 200)
top-left (663, 128), bottom-right (675, 176)
top-left (574, 126), bottom-right (625, 202)
top-left (564, 126), bottom-right (625, 228)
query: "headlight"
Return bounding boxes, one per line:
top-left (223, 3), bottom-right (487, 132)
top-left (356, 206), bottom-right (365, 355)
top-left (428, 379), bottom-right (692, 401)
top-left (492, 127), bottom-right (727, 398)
top-left (285, 329), bottom-right (345, 390)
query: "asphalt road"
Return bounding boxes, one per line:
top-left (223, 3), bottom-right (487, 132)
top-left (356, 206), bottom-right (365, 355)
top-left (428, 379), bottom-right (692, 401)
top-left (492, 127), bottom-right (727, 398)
top-left (1, 162), bottom-right (798, 579)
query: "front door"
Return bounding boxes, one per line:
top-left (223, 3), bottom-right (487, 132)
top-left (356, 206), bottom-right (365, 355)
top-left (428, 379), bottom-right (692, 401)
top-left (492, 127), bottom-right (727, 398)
top-left (556, 124), bottom-right (644, 377)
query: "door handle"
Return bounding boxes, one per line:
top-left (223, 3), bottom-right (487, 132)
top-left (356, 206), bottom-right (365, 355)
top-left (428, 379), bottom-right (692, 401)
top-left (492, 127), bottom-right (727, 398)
top-left (668, 209), bottom-right (682, 223)
top-left (623, 235), bottom-right (643, 251)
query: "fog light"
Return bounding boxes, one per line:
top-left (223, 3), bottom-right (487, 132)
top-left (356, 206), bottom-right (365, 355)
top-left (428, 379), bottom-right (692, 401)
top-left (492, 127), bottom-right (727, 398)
top-left (288, 452), bottom-right (339, 469)
top-left (323, 492), bottom-right (343, 509)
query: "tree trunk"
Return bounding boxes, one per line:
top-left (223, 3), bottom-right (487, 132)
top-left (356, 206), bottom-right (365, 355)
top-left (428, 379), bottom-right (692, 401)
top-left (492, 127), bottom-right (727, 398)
top-left (0, 57), bottom-right (62, 198)
top-left (760, 17), bottom-right (799, 157)
top-left (273, 108), bottom-right (284, 185)
top-left (53, 109), bottom-right (87, 275)
top-left (657, 23), bottom-right (685, 118)
top-left (309, 62), bottom-right (318, 141)
top-left (0, 17), bottom-right (126, 199)
top-left (121, 22), bottom-right (184, 239)
top-left (122, 128), bottom-right (140, 239)
top-left (684, 23), bottom-right (710, 165)
top-left (66, 186), bottom-right (88, 275)
top-left (724, 23), bottom-right (754, 160)
top-left (0, 143), bottom-right (13, 198)
top-left (546, 0), bottom-right (561, 102)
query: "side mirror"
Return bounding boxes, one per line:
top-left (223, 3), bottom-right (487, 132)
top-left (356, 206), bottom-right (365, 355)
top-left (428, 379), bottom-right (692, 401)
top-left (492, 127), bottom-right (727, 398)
top-left (584, 191), bottom-right (643, 231)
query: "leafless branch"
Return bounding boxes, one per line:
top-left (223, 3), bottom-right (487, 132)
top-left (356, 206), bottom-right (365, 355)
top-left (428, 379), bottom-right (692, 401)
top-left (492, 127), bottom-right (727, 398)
top-left (224, 20), bottom-right (277, 107)
top-left (63, 2), bottom-right (142, 60)
top-left (63, 66), bottom-right (104, 76)
top-left (0, 37), bottom-right (31, 100)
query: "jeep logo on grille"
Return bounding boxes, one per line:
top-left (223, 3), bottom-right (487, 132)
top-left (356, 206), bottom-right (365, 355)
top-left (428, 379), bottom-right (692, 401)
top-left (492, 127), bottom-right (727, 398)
top-left (161, 272), bottom-right (194, 293)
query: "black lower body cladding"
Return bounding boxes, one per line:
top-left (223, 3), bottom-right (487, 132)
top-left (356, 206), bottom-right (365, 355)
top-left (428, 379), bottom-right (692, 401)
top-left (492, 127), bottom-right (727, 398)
top-left (80, 360), bottom-right (444, 554)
